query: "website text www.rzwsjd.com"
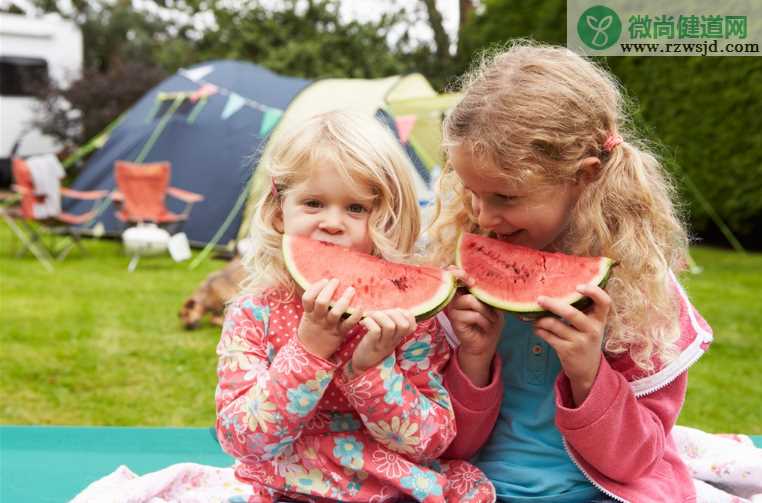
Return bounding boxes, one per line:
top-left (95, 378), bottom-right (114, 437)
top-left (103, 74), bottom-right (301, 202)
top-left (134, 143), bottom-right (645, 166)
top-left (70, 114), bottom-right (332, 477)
top-left (620, 40), bottom-right (760, 55)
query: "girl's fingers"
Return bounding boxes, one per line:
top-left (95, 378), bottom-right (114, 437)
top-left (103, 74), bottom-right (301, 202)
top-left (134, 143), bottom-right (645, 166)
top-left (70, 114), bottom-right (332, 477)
top-left (536, 295), bottom-right (597, 335)
top-left (576, 284), bottom-right (612, 322)
top-left (403, 309), bottom-right (416, 334)
top-left (534, 316), bottom-right (577, 341)
top-left (360, 316), bottom-right (381, 338)
top-left (314, 278), bottom-right (339, 318)
top-left (452, 310), bottom-right (492, 333)
top-left (446, 266), bottom-right (476, 287)
top-left (368, 310), bottom-right (396, 341)
top-left (533, 326), bottom-right (568, 352)
top-left (386, 309), bottom-right (413, 340)
top-left (326, 286), bottom-right (355, 324)
top-left (339, 308), bottom-right (364, 335)
top-left (301, 278), bottom-right (329, 312)
top-left (451, 294), bottom-right (499, 323)
top-left (484, 304), bottom-right (503, 324)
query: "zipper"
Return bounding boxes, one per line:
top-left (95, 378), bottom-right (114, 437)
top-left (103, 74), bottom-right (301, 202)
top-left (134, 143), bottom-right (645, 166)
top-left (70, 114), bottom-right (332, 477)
top-left (629, 272), bottom-right (714, 399)
top-left (558, 274), bottom-right (712, 502)
top-left (562, 437), bottom-right (629, 503)
top-left (630, 339), bottom-right (708, 398)
top-left (562, 321), bottom-right (710, 502)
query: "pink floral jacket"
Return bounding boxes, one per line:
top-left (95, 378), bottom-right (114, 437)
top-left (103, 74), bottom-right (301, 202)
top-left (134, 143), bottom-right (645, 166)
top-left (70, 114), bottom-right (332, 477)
top-left (215, 289), bottom-right (495, 502)
top-left (443, 274), bottom-right (714, 503)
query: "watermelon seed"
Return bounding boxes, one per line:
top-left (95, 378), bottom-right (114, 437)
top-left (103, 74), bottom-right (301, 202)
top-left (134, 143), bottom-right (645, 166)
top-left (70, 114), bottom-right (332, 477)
top-left (390, 277), bottom-right (411, 291)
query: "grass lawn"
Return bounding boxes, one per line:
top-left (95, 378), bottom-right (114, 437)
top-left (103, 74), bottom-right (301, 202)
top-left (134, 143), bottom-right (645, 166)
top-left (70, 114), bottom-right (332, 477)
top-left (1, 225), bottom-right (760, 433)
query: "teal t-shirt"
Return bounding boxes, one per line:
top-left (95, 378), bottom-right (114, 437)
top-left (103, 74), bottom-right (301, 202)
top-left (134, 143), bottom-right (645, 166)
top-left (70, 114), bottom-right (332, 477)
top-left (473, 315), bottom-right (601, 502)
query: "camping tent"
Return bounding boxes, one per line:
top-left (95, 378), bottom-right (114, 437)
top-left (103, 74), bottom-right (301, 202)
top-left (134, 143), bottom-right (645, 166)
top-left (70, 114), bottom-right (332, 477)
top-left (67, 60), bottom-right (458, 248)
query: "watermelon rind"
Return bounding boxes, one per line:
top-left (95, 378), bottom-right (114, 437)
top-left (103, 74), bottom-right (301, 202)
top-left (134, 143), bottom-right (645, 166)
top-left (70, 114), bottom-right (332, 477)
top-left (417, 277), bottom-right (459, 321)
top-left (455, 233), bottom-right (615, 318)
top-left (282, 235), bottom-right (456, 321)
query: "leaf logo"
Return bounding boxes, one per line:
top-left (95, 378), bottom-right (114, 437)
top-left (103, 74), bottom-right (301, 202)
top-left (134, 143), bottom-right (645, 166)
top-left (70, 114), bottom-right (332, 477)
top-left (577, 6), bottom-right (622, 50)
top-left (586, 14), bottom-right (613, 47)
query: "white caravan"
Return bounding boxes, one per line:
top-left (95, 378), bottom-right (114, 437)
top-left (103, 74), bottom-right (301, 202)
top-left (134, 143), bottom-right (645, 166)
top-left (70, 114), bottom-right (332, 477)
top-left (0, 12), bottom-right (82, 158)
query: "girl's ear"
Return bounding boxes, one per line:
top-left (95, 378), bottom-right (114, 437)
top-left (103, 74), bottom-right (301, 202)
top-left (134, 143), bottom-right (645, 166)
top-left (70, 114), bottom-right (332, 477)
top-left (577, 156), bottom-right (602, 184)
top-left (273, 207), bottom-right (284, 234)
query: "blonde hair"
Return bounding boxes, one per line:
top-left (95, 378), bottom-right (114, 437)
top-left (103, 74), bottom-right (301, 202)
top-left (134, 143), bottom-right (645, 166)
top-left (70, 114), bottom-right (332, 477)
top-left (243, 110), bottom-right (422, 299)
top-left (429, 41), bottom-right (690, 372)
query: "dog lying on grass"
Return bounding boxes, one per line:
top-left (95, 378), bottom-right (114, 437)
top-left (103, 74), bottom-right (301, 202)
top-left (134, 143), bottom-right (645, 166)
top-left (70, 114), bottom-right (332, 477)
top-left (179, 257), bottom-right (247, 329)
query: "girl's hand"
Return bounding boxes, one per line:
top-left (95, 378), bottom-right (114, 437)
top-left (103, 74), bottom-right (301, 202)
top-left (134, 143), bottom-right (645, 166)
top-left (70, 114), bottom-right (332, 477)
top-left (298, 278), bottom-right (363, 360)
top-left (445, 267), bottom-right (504, 386)
top-left (534, 284), bottom-right (612, 406)
top-left (446, 292), bottom-right (504, 357)
top-left (350, 309), bottom-right (417, 374)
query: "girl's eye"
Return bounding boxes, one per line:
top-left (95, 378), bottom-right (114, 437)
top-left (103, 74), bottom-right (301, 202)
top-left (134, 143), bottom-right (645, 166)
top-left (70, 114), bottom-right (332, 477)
top-left (348, 203), bottom-right (367, 214)
top-left (304, 200), bottom-right (322, 208)
top-left (490, 194), bottom-right (516, 204)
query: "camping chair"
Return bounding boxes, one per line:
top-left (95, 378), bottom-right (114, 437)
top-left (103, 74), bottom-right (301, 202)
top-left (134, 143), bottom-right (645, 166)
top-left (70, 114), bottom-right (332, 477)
top-left (111, 161), bottom-right (204, 235)
top-left (1, 157), bottom-right (109, 270)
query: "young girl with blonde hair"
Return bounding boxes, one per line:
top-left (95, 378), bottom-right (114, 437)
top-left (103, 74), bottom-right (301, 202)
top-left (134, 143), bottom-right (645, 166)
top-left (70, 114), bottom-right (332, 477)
top-left (431, 42), bottom-right (713, 502)
top-left (216, 110), bottom-right (495, 502)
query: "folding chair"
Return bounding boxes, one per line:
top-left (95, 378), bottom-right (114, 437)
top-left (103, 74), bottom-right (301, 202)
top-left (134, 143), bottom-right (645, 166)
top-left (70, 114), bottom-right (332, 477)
top-left (111, 161), bottom-right (204, 235)
top-left (1, 157), bottom-right (109, 270)
top-left (111, 161), bottom-right (203, 271)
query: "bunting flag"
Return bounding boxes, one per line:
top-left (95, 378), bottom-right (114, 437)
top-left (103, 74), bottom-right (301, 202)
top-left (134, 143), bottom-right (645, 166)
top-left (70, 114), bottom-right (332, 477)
top-left (182, 65), bottom-right (214, 82)
top-left (190, 83), bottom-right (218, 102)
top-left (221, 93), bottom-right (246, 120)
top-left (394, 115), bottom-right (417, 143)
top-left (259, 108), bottom-right (283, 137)
top-left (180, 66), bottom-right (285, 125)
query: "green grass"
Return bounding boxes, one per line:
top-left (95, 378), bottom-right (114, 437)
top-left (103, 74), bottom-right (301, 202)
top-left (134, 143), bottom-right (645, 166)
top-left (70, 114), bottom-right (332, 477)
top-left (0, 225), bottom-right (222, 426)
top-left (679, 247), bottom-right (762, 433)
top-left (1, 226), bottom-right (760, 433)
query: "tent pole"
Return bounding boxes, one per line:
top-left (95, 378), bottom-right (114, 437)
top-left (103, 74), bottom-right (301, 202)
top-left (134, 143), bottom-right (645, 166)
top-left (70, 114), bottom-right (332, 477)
top-left (135, 96), bottom-right (185, 163)
top-left (188, 172), bottom-right (254, 270)
top-left (62, 113), bottom-right (125, 169)
top-left (679, 170), bottom-right (746, 254)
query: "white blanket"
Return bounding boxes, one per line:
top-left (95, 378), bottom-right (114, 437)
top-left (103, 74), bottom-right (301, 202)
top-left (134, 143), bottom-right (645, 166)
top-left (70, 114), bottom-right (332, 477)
top-left (72, 426), bottom-right (762, 503)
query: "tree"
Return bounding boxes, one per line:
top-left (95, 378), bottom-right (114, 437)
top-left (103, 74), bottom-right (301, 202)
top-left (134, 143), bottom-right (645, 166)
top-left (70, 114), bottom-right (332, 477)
top-left (29, 0), bottom-right (198, 73)
top-left (195, 0), bottom-right (406, 79)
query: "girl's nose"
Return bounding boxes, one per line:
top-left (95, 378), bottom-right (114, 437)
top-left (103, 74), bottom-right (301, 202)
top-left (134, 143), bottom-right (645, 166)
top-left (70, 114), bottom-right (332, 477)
top-left (477, 202), bottom-right (501, 230)
top-left (319, 207), bottom-right (345, 233)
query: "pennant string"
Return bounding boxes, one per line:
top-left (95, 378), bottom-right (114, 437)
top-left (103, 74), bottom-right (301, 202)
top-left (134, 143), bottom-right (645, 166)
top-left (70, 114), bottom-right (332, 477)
top-left (179, 68), bottom-right (281, 116)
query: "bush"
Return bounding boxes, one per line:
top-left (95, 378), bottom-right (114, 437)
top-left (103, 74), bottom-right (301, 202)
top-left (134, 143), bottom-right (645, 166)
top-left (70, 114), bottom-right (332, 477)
top-left (607, 57), bottom-right (762, 249)
top-left (35, 61), bottom-right (167, 149)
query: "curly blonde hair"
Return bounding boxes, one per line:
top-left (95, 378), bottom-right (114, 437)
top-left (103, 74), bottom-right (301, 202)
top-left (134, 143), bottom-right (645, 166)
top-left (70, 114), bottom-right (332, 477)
top-left (429, 41), bottom-right (691, 372)
top-left (243, 110), bottom-right (422, 300)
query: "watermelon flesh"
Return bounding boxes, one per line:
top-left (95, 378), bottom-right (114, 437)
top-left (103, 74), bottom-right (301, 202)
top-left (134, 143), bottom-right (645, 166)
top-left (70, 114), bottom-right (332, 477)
top-left (456, 233), bottom-right (614, 317)
top-left (283, 235), bottom-right (455, 320)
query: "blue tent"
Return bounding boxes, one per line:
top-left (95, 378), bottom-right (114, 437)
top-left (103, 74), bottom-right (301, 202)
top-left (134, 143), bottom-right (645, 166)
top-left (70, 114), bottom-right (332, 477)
top-left (67, 60), bottom-right (309, 246)
top-left (68, 60), bottom-right (455, 249)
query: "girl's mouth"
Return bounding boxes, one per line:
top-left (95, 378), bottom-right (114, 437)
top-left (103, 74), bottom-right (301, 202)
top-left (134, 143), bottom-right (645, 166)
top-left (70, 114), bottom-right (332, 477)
top-left (492, 230), bottom-right (521, 241)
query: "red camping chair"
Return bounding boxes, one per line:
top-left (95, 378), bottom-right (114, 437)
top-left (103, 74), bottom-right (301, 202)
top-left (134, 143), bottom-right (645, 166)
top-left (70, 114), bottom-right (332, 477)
top-left (111, 161), bottom-right (204, 234)
top-left (0, 158), bottom-right (109, 270)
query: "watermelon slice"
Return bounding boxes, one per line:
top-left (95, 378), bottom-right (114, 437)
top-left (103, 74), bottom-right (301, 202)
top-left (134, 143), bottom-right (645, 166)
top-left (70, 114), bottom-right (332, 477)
top-left (456, 232), bottom-right (614, 318)
top-left (283, 235), bottom-right (456, 320)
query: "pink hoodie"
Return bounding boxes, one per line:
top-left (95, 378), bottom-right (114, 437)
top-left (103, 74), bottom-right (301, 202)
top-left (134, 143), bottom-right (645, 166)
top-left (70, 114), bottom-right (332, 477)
top-left (443, 275), bottom-right (713, 503)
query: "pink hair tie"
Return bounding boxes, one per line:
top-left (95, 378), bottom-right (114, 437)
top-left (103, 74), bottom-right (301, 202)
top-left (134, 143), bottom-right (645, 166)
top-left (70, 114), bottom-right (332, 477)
top-left (603, 133), bottom-right (623, 153)
top-left (270, 177), bottom-right (279, 199)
